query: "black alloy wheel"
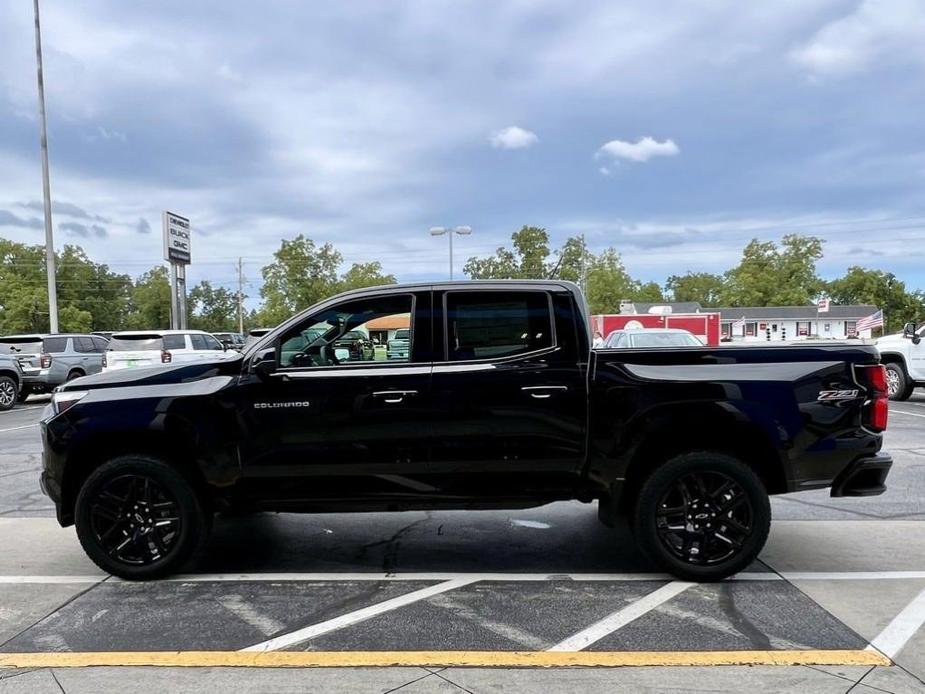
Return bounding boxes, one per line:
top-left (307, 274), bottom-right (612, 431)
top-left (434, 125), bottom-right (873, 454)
top-left (632, 452), bottom-right (771, 582)
top-left (75, 456), bottom-right (210, 579)
top-left (88, 474), bottom-right (182, 566)
top-left (654, 470), bottom-right (753, 566)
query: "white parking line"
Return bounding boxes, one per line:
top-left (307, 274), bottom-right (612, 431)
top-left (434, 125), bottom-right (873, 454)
top-left (3, 570), bottom-right (925, 584)
top-left (240, 577), bottom-right (477, 652)
top-left (548, 581), bottom-right (693, 652)
top-left (0, 406), bottom-right (43, 416)
top-left (0, 423), bottom-right (37, 433)
top-left (866, 587), bottom-right (925, 659)
top-left (890, 409), bottom-right (925, 419)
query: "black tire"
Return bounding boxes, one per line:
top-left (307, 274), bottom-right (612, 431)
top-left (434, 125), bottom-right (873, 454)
top-left (75, 456), bottom-right (211, 580)
top-left (0, 376), bottom-right (16, 411)
top-left (17, 386), bottom-right (31, 403)
top-left (66, 370), bottom-right (85, 382)
top-left (631, 452), bottom-right (771, 582)
top-left (885, 363), bottom-right (913, 401)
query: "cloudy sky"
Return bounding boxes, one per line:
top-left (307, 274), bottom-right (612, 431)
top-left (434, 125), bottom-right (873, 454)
top-left (1, 0), bottom-right (924, 301)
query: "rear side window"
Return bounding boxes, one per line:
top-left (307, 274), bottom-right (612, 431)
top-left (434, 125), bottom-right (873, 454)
top-left (202, 335), bottom-right (224, 351)
top-left (91, 337), bottom-right (109, 352)
top-left (43, 337), bottom-right (68, 353)
top-left (189, 334), bottom-right (207, 350)
top-left (445, 291), bottom-right (553, 361)
top-left (109, 335), bottom-right (164, 351)
top-left (74, 337), bottom-right (96, 353)
top-left (163, 334), bottom-right (186, 350)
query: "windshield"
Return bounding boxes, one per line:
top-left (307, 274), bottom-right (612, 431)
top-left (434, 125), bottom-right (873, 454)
top-left (0, 338), bottom-right (43, 354)
top-left (108, 335), bottom-right (164, 351)
top-left (392, 329), bottom-right (410, 340)
top-left (630, 333), bottom-right (702, 348)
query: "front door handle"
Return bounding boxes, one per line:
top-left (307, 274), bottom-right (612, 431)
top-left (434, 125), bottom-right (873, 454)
top-left (521, 385), bottom-right (569, 399)
top-left (372, 390), bottom-right (418, 404)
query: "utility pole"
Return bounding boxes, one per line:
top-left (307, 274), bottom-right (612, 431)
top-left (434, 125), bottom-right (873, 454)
top-left (33, 0), bottom-right (58, 333)
top-left (236, 257), bottom-right (244, 334)
top-left (579, 233), bottom-right (588, 294)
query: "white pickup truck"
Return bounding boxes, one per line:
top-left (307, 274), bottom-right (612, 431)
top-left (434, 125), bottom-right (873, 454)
top-left (877, 322), bottom-right (925, 400)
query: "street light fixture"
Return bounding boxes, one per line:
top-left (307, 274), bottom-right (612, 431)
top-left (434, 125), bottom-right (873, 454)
top-left (429, 225), bottom-right (471, 280)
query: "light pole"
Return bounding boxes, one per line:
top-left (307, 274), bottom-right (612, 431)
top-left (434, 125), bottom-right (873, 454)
top-left (33, 0), bottom-right (58, 333)
top-left (429, 225), bottom-right (471, 280)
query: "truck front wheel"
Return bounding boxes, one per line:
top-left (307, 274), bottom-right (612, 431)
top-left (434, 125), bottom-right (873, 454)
top-left (884, 363), bottom-right (913, 401)
top-left (632, 452), bottom-right (771, 582)
top-left (74, 456), bottom-right (211, 580)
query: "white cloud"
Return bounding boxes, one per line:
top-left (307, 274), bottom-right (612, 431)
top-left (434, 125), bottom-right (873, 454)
top-left (597, 136), bottom-right (679, 163)
top-left (490, 126), bottom-right (539, 150)
top-left (791, 0), bottom-right (925, 77)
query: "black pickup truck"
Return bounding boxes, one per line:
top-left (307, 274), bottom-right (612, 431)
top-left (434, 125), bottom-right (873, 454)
top-left (40, 281), bottom-right (892, 581)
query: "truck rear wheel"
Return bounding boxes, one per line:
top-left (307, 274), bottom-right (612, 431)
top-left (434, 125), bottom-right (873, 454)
top-left (75, 456), bottom-right (210, 580)
top-left (0, 376), bottom-right (16, 411)
top-left (884, 363), bottom-right (913, 401)
top-left (632, 452), bottom-right (771, 582)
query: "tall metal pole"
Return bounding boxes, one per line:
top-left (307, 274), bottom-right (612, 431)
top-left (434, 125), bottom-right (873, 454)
top-left (448, 230), bottom-right (454, 280)
top-left (33, 0), bottom-right (58, 333)
top-left (237, 257), bottom-right (244, 334)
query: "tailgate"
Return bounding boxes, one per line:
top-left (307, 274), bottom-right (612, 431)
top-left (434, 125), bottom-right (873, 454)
top-left (106, 351), bottom-right (160, 369)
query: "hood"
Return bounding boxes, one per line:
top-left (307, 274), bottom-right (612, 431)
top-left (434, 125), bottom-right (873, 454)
top-left (60, 353), bottom-right (243, 392)
top-left (875, 332), bottom-right (906, 347)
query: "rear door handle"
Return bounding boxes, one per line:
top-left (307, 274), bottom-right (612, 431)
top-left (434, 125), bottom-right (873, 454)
top-left (372, 390), bottom-right (418, 404)
top-left (521, 385), bottom-right (569, 399)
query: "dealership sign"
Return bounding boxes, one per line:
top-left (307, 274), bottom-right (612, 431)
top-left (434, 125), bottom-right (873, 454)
top-left (162, 211), bottom-right (191, 264)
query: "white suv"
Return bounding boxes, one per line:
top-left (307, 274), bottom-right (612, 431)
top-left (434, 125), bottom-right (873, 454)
top-left (876, 322), bottom-right (925, 400)
top-left (103, 330), bottom-right (231, 373)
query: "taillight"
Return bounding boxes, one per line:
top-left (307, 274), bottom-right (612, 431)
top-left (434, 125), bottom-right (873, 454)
top-left (161, 350), bottom-right (172, 364)
top-left (40, 353), bottom-right (52, 369)
top-left (101, 352), bottom-right (107, 368)
top-left (857, 364), bottom-right (889, 432)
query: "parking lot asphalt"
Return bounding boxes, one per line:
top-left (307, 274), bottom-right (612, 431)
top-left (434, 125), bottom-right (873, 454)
top-left (1, 393), bottom-right (924, 693)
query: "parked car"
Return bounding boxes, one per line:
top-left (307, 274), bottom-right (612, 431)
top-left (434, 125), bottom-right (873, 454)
top-left (102, 330), bottom-right (228, 372)
top-left (41, 281), bottom-right (891, 581)
top-left (603, 328), bottom-right (703, 349)
top-left (333, 329), bottom-right (374, 361)
top-left (243, 328), bottom-right (271, 350)
top-left (213, 332), bottom-right (246, 351)
top-left (387, 328), bottom-right (411, 360)
top-left (876, 321), bottom-right (925, 400)
top-left (0, 333), bottom-right (108, 400)
top-left (0, 355), bottom-right (23, 411)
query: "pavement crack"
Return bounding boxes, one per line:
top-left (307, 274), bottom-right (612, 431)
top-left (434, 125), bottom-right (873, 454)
top-left (716, 584), bottom-right (772, 650)
top-left (49, 668), bottom-right (66, 693)
top-left (382, 670), bottom-right (442, 693)
top-left (844, 665), bottom-right (876, 693)
top-left (429, 669), bottom-right (475, 694)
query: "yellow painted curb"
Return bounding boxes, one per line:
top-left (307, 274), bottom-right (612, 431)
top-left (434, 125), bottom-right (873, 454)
top-left (0, 650), bottom-right (891, 669)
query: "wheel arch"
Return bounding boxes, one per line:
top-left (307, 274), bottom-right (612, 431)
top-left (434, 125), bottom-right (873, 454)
top-left (60, 430), bottom-right (216, 526)
top-left (611, 407), bottom-right (787, 517)
top-left (0, 368), bottom-right (21, 388)
top-left (879, 351), bottom-right (909, 373)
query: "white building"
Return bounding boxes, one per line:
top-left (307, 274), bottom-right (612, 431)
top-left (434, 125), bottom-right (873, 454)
top-left (717, 305), bottom-right (880, 342)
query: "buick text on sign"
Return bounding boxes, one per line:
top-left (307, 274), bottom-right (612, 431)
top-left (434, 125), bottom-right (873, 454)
top-left (163, 211), bottom-right (191, 264)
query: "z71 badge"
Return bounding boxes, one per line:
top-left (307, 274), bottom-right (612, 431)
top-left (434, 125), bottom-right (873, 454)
top-left (817, 389), bottom-right (859, 401)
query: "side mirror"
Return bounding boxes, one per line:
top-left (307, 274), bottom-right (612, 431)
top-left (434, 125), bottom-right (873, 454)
top-left (252, 348), bottom-right (277, 379)
top-left (902, 322), bottom-right (917, 339)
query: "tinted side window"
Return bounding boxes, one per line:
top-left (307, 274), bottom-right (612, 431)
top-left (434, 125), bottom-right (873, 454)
top-left (278, 294), bottom-right (413, 368)
top-left (163, 334), bottom-right (186, 350)
top-left (91, 337), bottom-right (109, 352)
top-left (74, 337), bottom-right (96, 353)
top-left (202, 335), bottom-right (224, 351)
top-left (43, 337), bottom-right (67, 353)
top-left (445, 291), bottom-right (553, 361)
top-left (189, 334), bottom-right (207, 350)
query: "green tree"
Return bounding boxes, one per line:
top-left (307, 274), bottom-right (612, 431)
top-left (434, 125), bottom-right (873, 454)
top-left (666, 272), bottom-right (724, 307)
top-left (584, 248), bottom-right (638, 314)
top-left (337, 261), bottom-right (396, 292)
top-left (464, 226), bottom-right (552, 279)
top-left (721, 235), bottom-right (824, 306)
top-left (0, 239), bottom-right (48, 333)
top-left (127, 267), bottom-right (171, 329)
top-left (826, 267), bottom-right (925, 333)
top-left (56, 245), bottom-right (133, 331)
top-left (259, 235), bottom-right (342, 326)
top-left (188, 280), bottom-right (238, 332)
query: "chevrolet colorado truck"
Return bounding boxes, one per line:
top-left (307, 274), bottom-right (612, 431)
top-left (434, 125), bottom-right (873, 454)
top-left (40, 281), bottom-right (892, 581)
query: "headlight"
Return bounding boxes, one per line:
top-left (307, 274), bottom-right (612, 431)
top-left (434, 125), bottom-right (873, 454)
top-left (50, 390), bottom-right (88, 416)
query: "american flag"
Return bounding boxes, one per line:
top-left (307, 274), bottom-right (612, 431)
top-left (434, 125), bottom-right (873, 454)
top-left (856, 310), bottom-right (884, 332)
